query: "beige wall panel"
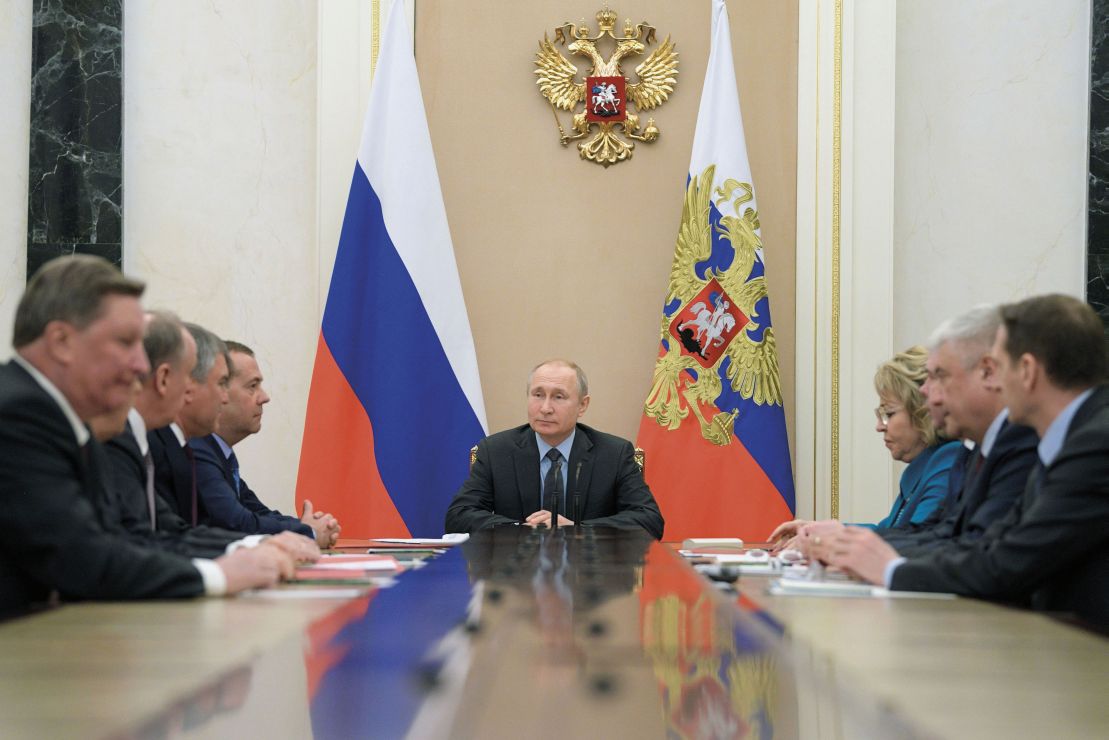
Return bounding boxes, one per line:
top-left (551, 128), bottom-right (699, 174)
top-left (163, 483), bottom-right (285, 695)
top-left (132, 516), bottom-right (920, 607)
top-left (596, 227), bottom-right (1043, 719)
top-left (415, 0), bottom-right (798, 455)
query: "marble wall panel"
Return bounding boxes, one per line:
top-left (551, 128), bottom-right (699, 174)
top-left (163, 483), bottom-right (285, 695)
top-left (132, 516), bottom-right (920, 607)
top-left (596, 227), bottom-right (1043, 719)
top-left (123, 1), bottom-right (317, 514)
top-left (893, 0), bottom-right (1090, 349)
top-left (1090, 0), bottom-right (1109, 336)
top-left (27, 0), bottom-right (122, 277)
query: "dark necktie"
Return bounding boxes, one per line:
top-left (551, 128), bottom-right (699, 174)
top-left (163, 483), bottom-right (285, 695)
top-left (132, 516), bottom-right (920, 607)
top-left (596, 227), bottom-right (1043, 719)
top-left (544, 448), bottom-right (564, 516)
top-left (228, 451), bottom-right (241, 497)
top-left (183, 444), bottom-right (198, 526)
top-left (143, 450), bottom-right (156, 529)
top-left (1031, 460), bottom-right (1046, 492)
top-left (963, 449), bottom-right (986, 491)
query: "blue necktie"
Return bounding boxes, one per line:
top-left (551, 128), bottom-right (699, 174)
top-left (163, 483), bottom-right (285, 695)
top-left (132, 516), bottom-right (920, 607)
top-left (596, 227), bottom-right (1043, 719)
top-left (228, 451), bottom-right (241, 496)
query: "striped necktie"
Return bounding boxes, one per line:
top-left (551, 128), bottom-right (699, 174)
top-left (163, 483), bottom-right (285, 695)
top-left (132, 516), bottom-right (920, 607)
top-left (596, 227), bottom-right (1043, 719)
top-left (228, 451), bottom-right (241, 496)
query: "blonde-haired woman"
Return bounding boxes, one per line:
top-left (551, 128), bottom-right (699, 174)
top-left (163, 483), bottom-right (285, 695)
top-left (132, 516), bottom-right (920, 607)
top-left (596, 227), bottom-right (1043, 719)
top-left (770, 346), bottom-right (961, 546)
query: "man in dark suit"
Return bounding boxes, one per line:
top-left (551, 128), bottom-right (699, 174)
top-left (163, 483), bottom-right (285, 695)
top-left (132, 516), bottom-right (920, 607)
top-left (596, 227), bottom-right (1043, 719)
top-left (0, 256), bottom-right (293, 619)
top-left (772, 306), bottom-right (1040, 553)
top-left (810, 295), bottom-right (1109, 628)
top-left (189, 342), bottom-right (338, 545)
top-left (148, 322), bottom-right (231, 527)
top-left (882, 305), bottom-right (1039, 554)
top-left (105, 313), bottom-right (317, 560)
top-left (445, 359), bottom-right (664, 539)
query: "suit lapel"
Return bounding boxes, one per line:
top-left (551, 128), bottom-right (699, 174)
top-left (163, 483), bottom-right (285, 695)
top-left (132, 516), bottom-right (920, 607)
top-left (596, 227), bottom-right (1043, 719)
top-left (513, 428), bottom-right (541, 516)
top-left (194, 436), bottom-right (226, 481)
top-left (567, 426), bottom-right (594, 519)
top-left (117, 421), bottom-right (143, 464)
top-left (1061, 385), bottom-right (1109, 446)
top-left (173, 440), bottom-right (193, 505)
top-left (952, 448), bottom-right (986, 532)
top-left (156, 427), bottom-right (193, 519)
top-left (205, 436), bottom-right (237, 493)
top-left (1021, 459), bottom-right (1045, 512)
top-left (1031, 386), bottom-right (1107, 505)
top-left (8, 362), bottom-right (88, 483)
top-left (83, 439), bottom-right (120, 531)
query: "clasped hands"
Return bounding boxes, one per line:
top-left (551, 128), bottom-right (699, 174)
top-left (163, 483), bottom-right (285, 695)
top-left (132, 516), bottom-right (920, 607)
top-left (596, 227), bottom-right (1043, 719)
top-left (301, 499), bottom-right (341, 548)
top-left (523, 510), bottom-right (574, 528)
top-left (768, 519), bottom-right (900, 585)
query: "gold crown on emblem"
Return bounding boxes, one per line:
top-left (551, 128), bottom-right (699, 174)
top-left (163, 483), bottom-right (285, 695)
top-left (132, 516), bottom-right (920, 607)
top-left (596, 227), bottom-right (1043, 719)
top-left (596, 8), bottom-right (617, 30)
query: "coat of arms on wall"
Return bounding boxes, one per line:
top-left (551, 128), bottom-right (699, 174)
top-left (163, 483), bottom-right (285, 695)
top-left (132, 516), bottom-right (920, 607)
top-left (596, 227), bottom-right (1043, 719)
top-left (534, 7), bottom-right (679, 167)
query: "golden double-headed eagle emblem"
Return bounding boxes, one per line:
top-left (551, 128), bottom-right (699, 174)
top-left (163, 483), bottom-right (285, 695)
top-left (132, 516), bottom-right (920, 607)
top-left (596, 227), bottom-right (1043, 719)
top-left (643, 165), bottom-right (783, 446)
top-left (534, 7), bottom-right (678, 167)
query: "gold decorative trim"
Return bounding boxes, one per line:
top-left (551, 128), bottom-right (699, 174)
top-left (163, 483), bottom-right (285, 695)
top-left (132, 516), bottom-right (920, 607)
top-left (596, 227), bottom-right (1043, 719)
top-left (811, 1), bottom-right (821, 522)
top-left (812, 1), bottom-right (822, 522)
top-left (830, 0), bottom-right (842, 520)
top-left (371, 0), bottom-right (381, 77)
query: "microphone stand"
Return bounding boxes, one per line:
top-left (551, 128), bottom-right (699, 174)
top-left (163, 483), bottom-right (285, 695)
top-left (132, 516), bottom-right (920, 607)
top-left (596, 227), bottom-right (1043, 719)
top-left (546, 489), bottom-right (559, 533)
top-left (571, 462), bottom-right (583, 536)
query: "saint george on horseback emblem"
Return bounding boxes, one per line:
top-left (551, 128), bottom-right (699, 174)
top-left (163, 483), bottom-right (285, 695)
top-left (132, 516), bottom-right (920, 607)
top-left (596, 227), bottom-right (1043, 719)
top-left (534, 8), bottom-right (678, 166)
top-left (670, 279), bottom-right (748, 368)
top-left (587, 76), bottom-right (626, 121)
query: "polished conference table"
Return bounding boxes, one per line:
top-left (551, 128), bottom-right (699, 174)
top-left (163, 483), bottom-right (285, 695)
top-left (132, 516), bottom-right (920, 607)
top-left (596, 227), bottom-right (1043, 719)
top-left (0, 528), bottom-right (1106, 739)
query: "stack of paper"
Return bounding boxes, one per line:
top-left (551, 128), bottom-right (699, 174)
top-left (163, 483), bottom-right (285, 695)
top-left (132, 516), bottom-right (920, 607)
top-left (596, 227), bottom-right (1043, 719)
top-left (371, 533), bottom-right (469, 547)
top-left (768, 578), bottom-right (957, 600)
top-left (292, 554), bottom-right (400, 585)
top-left (681, 537), bottom-right (744, 550)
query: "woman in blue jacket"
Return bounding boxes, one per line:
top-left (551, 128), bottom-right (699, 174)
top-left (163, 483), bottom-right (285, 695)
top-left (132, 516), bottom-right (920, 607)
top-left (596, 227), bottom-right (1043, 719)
top-left (770, 346), bottom-right (961, 545)
top-left (863, 345), bottom-right (961, 529)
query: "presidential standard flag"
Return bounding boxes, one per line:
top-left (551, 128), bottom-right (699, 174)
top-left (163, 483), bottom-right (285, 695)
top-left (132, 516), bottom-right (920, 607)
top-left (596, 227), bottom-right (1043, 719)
top-left (296, 1), bottom-right (487, 537)
top-left (636, 0), bottom-right (794, 541)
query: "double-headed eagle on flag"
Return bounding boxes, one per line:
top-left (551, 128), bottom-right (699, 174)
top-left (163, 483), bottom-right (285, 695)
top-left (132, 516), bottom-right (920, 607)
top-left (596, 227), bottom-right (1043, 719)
top-left (534, 7), bottom-right (678, 166)
top-left (643, 164), bottom-right (783, 446)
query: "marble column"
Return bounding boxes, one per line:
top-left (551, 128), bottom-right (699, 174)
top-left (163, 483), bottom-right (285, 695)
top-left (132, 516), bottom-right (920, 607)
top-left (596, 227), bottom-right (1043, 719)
top-left (26, 0), bottom-right (123, 278)
top-left (1090, 0), bottom-right (1109, 336)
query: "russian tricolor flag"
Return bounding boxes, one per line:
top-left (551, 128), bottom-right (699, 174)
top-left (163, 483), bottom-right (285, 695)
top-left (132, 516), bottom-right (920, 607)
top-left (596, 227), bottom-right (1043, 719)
top-left (636, 0), bottom-right (794, 542)
top-left (296, 1), bottom-right (487, 538)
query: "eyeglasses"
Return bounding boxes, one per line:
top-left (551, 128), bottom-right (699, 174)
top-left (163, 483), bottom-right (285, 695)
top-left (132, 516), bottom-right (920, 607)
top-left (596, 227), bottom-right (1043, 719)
top-left (874, 406), bottom-right (901, 425)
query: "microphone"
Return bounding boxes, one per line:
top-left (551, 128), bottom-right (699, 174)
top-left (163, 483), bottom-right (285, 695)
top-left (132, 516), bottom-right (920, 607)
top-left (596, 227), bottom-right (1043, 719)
top-left (572, 462), bottom-right (583, 531)
top-left (546, 488), bottom-right (558, 530)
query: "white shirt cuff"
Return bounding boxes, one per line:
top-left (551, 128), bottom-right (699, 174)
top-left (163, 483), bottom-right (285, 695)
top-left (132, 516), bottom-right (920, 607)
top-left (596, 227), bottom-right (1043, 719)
top-left (883, 556), bottom-right (907, 589)
top-left (224, 534), bottom-right (268, 554)
top-left (193, 558), bottom-right (227, 596)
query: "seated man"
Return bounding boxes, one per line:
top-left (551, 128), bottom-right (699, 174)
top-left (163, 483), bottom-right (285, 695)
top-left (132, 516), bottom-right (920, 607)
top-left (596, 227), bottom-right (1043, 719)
top-left (148, 323), bottom-right (234, 527)
top-left (771, 306), bottom-right (1039, 553)
top-left (105, 312), bottom-right (316, 560)
top-left (445, 359), bottom-right (664, 539)
top-left (0, 256), bottom-right (293, 619)
top-left (884, 305), bottom-right (1038, 554)
top-left (190, 342), bottom-right (340, 547)
top-left (807, 294), bottom-right (1109, 628)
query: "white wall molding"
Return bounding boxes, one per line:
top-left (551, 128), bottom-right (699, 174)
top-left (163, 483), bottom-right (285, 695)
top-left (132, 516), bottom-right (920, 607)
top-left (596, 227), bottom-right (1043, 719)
top-left (796, 0), bottom-right (899, 522)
